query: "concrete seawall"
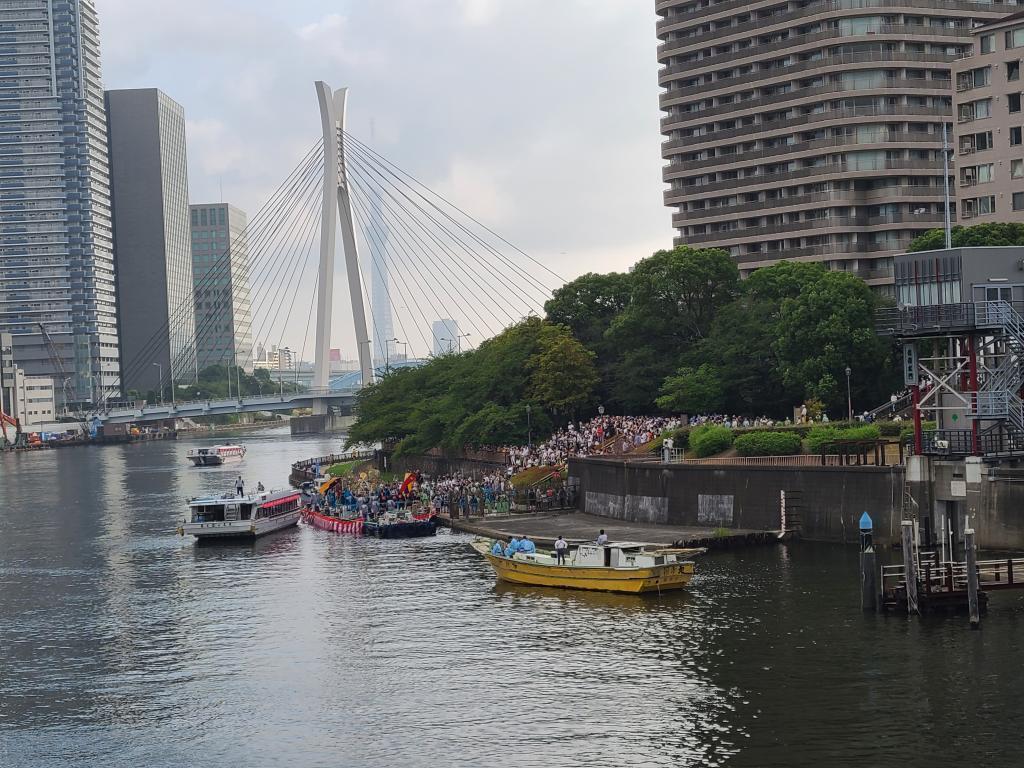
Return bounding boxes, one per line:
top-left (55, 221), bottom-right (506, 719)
top-left (570, 458), bottom-right (904, 546)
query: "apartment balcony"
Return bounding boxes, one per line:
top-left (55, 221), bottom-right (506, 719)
top-left (664, 131), bottom-right (941, 175)
top-left (661, 52), bottom-right (952, 102)
top-left (660, 104), bottom-right (944, 143)
top-left (673, 187), bottom-right (942, 224)
top-left (658, 26), bottom-right (962, 80)
top-left (665, 159), bottom-right (944, 201)
top-left (681, 212), bottom-right (943, 246)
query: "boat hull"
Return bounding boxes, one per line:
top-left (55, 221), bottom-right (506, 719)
top-left (301, 508), bottom-right (364, 535)
top-left (363, 518), bottom-right (438, 539)
top-left (182, 511), bottom-right (299, 540)
top-left (471, 542), bottom-right (694, 594)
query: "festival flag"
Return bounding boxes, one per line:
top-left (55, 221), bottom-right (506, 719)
top-left (399, 472), bottom-right (416, 495)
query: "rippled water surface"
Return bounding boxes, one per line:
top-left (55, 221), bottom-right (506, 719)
top-left (2, 427), bottom-right (1023, 767)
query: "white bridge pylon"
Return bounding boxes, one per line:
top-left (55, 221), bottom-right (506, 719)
top-left (313, 81), bottom-right (373, 414)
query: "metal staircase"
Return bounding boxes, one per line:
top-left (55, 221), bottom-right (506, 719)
top-left (973, 301), bottom-right (1024, 443)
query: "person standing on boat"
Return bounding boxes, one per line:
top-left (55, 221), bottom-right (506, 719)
top-left (555, 536), bottom-right (568, 564)
top-left (235, 476), bottom-right (244, 497)
top-left (596, 529), bottom-right (608, 545)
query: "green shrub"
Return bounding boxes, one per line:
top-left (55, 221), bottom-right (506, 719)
top-left (877, 421), bottom-right (903, 437)
top-left (839, 425), bottom-right (881, 442)
top-left (690, 424), bottom-right (734, 457)
top-left (734, 431), bottom-right (803, 456)
top-left (899, 420), bottom-right (936, 442)
top-left (806, 426), bottom-right (839, 453)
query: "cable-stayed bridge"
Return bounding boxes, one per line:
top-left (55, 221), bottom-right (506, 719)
top-left (90, 82), bottom-right (561, 428)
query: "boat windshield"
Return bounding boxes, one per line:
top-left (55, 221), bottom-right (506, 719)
top-left (192, 504), bottom-right (225, 522)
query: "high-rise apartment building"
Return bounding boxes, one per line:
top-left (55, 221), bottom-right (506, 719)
top-left (953, 12), bottom-right (1024, 221)
top-left (656, 0), bottom-right (1020, 292)
top-left (432, 318), bottom-right (461, 355)
top-left (191, 204), bottom-right (252, 372)
top-left (0, 0), bottom-right (120, 406)
top-left (106, 88), bottom-right (194, 394)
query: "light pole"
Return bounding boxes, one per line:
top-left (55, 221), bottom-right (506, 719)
top-left (845, 366), bottom-right (853, 422)
top-left (526, 404), bottom-right (532, 448)
top-left (152, 362), bottom-right (163, 405)
top-left (457, 332), bottom-right (470, 352)
top-left (439, 337), bottom-right (452, 354)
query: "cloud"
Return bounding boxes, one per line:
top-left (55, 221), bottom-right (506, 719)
top-left (457, 0), bottom-right (501, 27)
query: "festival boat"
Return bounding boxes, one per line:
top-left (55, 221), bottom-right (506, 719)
top-left (470, 539), bottom-right (703, 594)
top-left (178, 489), bottom-right (301, 540)
top-left (363, 508), bottom-right (438, 539)
top-left (186, 444), bottom-right (246, 466)
top-left (301, 507), bottom-right (366, 535)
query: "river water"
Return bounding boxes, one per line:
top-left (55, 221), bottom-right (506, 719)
top-left (1, 426), bottom-right (1022, 767)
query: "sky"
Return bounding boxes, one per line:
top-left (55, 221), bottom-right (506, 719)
top-left (98, 0), bottom-right (671, 360)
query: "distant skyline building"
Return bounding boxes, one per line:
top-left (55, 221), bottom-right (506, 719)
top-left (655, 0), bottom-right (1020, 293)
top-left (365, 196), bottom-right (396, 365)
top-left (432, 318), bottom-right (460, 355)
top-left (0, 0), bottom-right (121, 406)
top-left (191, 204), bottom-right (252, 372)
top-left (106, 88), bottom-right (194, 394)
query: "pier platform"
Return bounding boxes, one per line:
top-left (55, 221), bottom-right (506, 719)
top-left (440, 511), bottom-right (776, 549)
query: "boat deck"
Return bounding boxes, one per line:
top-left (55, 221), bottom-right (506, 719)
top-left (442, 511), bottom-right (774, 549)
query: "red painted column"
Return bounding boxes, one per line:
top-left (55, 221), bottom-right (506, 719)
top-left (967, 335), bottom-right (979, 455)
top-left (912, 384), bottom-right (923, 456)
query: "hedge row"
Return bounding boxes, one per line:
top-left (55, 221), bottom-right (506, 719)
top-left (733, 431), bottom-right (803, 457)
top-left (690, 424), bottom-right (734, 457)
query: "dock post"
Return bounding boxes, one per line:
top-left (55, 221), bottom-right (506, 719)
top-left (965, 527), bottom-right (981, 629)
top-left (901, 520), bottom-right (919, 615)
top-left (859, 512), bottom-right (877, 612)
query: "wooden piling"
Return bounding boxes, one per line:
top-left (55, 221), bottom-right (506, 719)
top-left (901, 520), bottom-right (919, 615)
top-left (966, 528), bottom-right (980, 629)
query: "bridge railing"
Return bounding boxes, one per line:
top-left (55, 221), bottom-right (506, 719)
top-left (96, 387), bottom-right (358, 416)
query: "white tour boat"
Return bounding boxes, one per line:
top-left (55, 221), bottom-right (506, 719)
top-left (186, 444), bottom-right (246, 466)
top-left (179, 489), bottom-right (302, 540)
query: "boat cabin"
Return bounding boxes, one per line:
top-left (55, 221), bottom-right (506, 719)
top-left (188, 492), bottom-right (300, 523)
top-left (574, 543), bottom-right (676, 568)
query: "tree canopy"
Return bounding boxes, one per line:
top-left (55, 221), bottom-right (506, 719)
top-left (908, 223), bottom-right (1024, 252)
top-left (346, 318), bottom-right (598, 454)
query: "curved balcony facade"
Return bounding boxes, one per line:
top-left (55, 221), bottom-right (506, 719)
top-left (656, 0), bottom-right (1021, 286)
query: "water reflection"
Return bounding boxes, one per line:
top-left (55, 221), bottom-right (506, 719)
top-left (2, 432), bottom-right (1024, 767)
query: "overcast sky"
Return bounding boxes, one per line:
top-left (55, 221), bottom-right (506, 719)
top-left (99, 0), bottom-right (671, 359)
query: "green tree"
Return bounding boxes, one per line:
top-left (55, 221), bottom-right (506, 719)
top-left (774, 270), bottom-right (897, 412)
top-left (529, 326), bottom-right (599, 417)
top-left (655, 363), bottom-right (725, 413)
top-left (908, 222), bottom-right (1024, 252)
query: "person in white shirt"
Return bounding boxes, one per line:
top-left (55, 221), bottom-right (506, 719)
top-left (554, 535), bottom-right (568, 564)
top-left (596, 529), bottom-right (608, 545)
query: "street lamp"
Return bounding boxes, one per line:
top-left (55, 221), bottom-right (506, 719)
top-left (526, 404), bottom-right (532, 448)
top-left (152, 362), bottom-right (163, 405)
top-left (845, 366), bottom-right (853, 422)
top-left (457, 332), bottom-right (470, 352)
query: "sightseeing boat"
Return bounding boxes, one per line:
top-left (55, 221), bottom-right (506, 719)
top-left (471, 539), bottom-right (703, 594)
top-left (186, 444), bottom-right (246, 466)
top-left (178, 489), bottom-right (301, 540)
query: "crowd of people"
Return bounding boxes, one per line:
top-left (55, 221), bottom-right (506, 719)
top-left (506, 414), bottom-right (681, 470)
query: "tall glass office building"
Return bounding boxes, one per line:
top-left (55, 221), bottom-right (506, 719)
top-left (0, 0), bottom-right (120, 406)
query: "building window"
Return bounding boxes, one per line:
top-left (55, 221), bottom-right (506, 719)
top-left (1010, 61), bottom-right (1022, 81)
top-left (1013, 159), bottom-right (1024, 179)
top-left (979, 195), bottom-right (996, 215)
top-left (1013, 127), bottom-right (1023, 146)
top-left (1011, 93), bottom-right (1022, 113)
top-left (982, 35), bottom-right (995, 54)
top-left (978, 163), bottom-right (994, 183)
top-left (1008, 28), bottom-right (1024, 50)
top-left (1015, 192), bottom-right (1024, 211)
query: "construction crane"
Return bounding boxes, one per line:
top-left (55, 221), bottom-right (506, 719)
top-left (37, 322), bottom-right (75, 412)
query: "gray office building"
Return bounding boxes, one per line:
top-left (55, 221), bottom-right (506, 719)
top-left (0, 0), bottom-right (121, 406)
top-left (191, 204), bottom-right (252, 373)
top-left (106, 88), bottom-right (194, 394)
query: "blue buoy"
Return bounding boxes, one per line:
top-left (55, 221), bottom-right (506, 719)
top-left (859, 511), bottom-right (873, 532)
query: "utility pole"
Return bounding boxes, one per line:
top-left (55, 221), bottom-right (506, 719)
top-left (943, 122), bottom-right (952, 250)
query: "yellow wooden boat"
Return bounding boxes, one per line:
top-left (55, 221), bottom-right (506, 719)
top-left (470, 539), bottom-right (702, 594)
